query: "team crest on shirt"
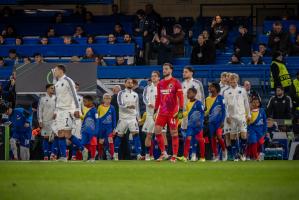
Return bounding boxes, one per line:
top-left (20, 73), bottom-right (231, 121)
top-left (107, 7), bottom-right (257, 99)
top-left (168, 84), bottom-right (173, 88)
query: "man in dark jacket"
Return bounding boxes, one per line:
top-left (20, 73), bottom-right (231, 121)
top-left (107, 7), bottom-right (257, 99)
top-left (190, 34), bottom-right (210, 65)
top-left (210, 15), bottom-right (228, 50)
top-left (267, 86), bottom-right (293, 120)
top-left (268, 21), bottom-right (291, 55)
top-left (164, 24), bottom-right (185, 57)
top-left (234, 25), bottom-right (252, 57)
top-left (152, 34), bottom-right (173, 65)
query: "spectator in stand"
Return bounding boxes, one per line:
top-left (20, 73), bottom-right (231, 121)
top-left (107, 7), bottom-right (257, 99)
top-left (113, 23), bottom-right (126, 37)
top-left (202, 30), bottom-right (216, 63)
top-left (267, 86), bottom-right (293, 120)
top-left (210, 15), bottom-right (228, 50)
top-left (134, 9), bottom-right (156, 65)
top-left (249, 51), bottom-right (265, 65)
top-left (0, 56), bottom-right (6, 67)
top-left (290, 71), bottom-right (299, 113)
top-left (258, 43), bottom-right (270, 57)
top-left (145, 4), bottom-right (162, 32)
top-left (243, 80), bottom-right (261, 102)
top-left (268, 21), bottom-right (291, 55)
top-left (63, 36), bottom-right (75, 45)
top-left (4, 71), bottom-right (16, 108)
top-left (162, 24), bottom-right (185, 57)
top-left (53, 13), bottom-right (63, 23)
top-left (115, 56), bottom-right (126, 66)
top-left (74, 4), bottom-right (87, 16)
top-left (23, 56), bottom-right (31, 64)
top-left (84, 11), bottom-right (94, 23)
top-left (8, 49), bottom-right (19, 64)
top-left (227, 53), bottom-right (244, 65)
top-left (190, 34), bottom-right (209, 65)
top-left (40, 36), bottom-right (49, 45)
top-left (73, 26), bottom-right (85, 38)
top-left (111, 4), bottom-right (124, 22)
top-left (33, 53), bottom-right (44, 64)
top-left (84, 47), bottom-right (95, 59)
top-left (107, 34), bottom-right (117, 44)
top-left (152, 34), bottom-right (173, 65)
top-left (95, 55), bottom-right (107, 66)
top-left (123, 34), bottom-right (135, 65)
top-left (234, 25), bottom-right (252, 57)
top-left (1, 6), bottom-right (13, 18)
top-left (87, 35), bottom-right (95, 44)
top-left (15, 36), bottom-right (23, 46)
top-left (290, 34), bottom-right (299, 56)
top-left (111, 85), bottom-right (121, 121)
top-left (1, 25), bottom-right (16, 37)
top-left (0, 35), bottom-right (5, 45)
top-left (46, 28), bottom-right (56, 38)
top-left (289, 24), bottom-right (297, 43)
top-left (270, 51), bottom-right (292, 92)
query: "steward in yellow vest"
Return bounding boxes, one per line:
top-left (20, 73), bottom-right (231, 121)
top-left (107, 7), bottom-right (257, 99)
top-left (290, 71), bottom-right (299, 112)
top-left (270, 51), bottom-right (292, 92)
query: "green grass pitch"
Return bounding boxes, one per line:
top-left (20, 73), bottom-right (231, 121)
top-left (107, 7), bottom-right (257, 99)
top-left (1, 160), bottom-right (299, 200)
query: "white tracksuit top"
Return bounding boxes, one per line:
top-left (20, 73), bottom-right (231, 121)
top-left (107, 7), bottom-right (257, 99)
top-left (117, 88), bottom-right (140, 120)
top-left (38, 94), bottom-right (56, 123)
top-left (142, 83), bottom-right (157, 116)
top-left (54, 75), bottom-right (80, 112)
top-left (182, 78), bottom-right (205, 107)
top-left (223, 86), bottom-right (251, 119)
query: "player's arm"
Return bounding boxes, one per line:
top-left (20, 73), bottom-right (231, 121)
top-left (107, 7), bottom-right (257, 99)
top-left (37, 97), bottom-right (43, 126)
top-left (117, 91), bottom-right (127, 108)
top-left (242, 88), bottom-right (251, 119)
top-left (142, 86), bottom-right (149, 105)
top-left (199, 102), bottom-right (205, 129)
top-left (220, 96), bottom-right (226, 124)
top-left (135, 95), bottom-right (141, 120)
top-left (112, 106), bottom-right (117, 129)
top-left (176, 81), bottom-right (184, 119)
top-left (198, 81), bottom-right (205, 106)
top-left (154, 83), bottom-right (161, 114)
top-left (262, 109), bottom-right (268, 135)
top-left (65, 77), bottom-right (80, 115)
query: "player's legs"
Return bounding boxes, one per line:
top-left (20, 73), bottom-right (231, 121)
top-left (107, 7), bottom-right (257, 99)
top-left (10, 137), bottom-right (18, 160)
top-left (145, 132), bottom-right (153, 160)
top-left (155, 115), bottom-right (168, 160)
top-left (107, 133), bottom-right (114, 159)
top-left (20, 146), bottom-right (30, 160)
top-left (114, 119), bottom-right (128, 160)
top-left (98, 129), bottom-right (106, 159)
top-left (128, 119), bottom-right (142, 160)
top-left (197, 130), bottom-right (205, 161)
top-left (230, 133), bottom-right (239, 161)
top-left (168, 117), bottom-right (179, 162)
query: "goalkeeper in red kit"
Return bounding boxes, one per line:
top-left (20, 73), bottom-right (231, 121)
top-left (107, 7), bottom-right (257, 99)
top-left (154, 63), bottom-right (184, 162)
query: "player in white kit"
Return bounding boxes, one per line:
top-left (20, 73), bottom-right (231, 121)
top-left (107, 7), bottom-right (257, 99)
top-left (51, 64), bottom-right (88, 161)
top-left (37, 84), bottom-right (56, 160)
top-left (223, 73), bottom-right (250, 161)
top-left (114, 78), bottom-right (142, 160)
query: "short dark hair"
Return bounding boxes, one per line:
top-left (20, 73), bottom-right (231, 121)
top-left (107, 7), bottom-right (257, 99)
top-left (276, 86), bottom-right (284, 91)
top-left (152, 71), bottom-right (160, 77)
top-left (136, 9), bottom-right (145, 16)
top-left (9, 49), bottom-right (16, 54)
top-left (33, 53), bottom-right (42, 57)
top-left (274, 21), bottom-right (282, 26)
top-left (188, 87), bottom-right (197, 94)
top-left (209, 82), bottom-right (221, 93)
top-left (125, 78), bottom-right (133, 83)
top-left (258, 43), bottom-right (267, 47)
top-left (75, 82), bottom-right (79, 86)
top-left (184, 66), bottom-right (194, 73)
top-left (46, 83), bottom-right (54, 89)
top-left (83, 95), bottom-right (93, 102)
top-left (163, 63), bottom-right (173, 70)
top-left (55, 64), bottom-right (66, 73)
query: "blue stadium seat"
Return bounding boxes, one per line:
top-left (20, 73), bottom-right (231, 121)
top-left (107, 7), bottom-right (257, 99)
top-left (0, 44), bottom-right (136, 57)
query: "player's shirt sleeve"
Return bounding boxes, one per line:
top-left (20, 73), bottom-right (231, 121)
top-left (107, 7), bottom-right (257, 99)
top-left (176, 80), bottom-right (184, 110)
top-left (242, 88), bottom-right (251, 118)
top-left (220, 96), bottom-right (226, 124)
top-left (37, 97), bottom-right (43, 123)
top-left (64, 77), bottom-right (80, 111)
top-left (154, 82), bottom-right (161, 111)
top-left (117, 90), bottom-right (126, 108)
top-left (143, 86), bottom-right (149, 105)
top-left (135, 94), bottom-right (140, 119)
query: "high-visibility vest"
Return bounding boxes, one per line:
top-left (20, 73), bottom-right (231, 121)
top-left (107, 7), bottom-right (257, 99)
top-left (270, 61), bottom-right (292, 89)
top-left (293, 79), bottom-right (299, 110)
